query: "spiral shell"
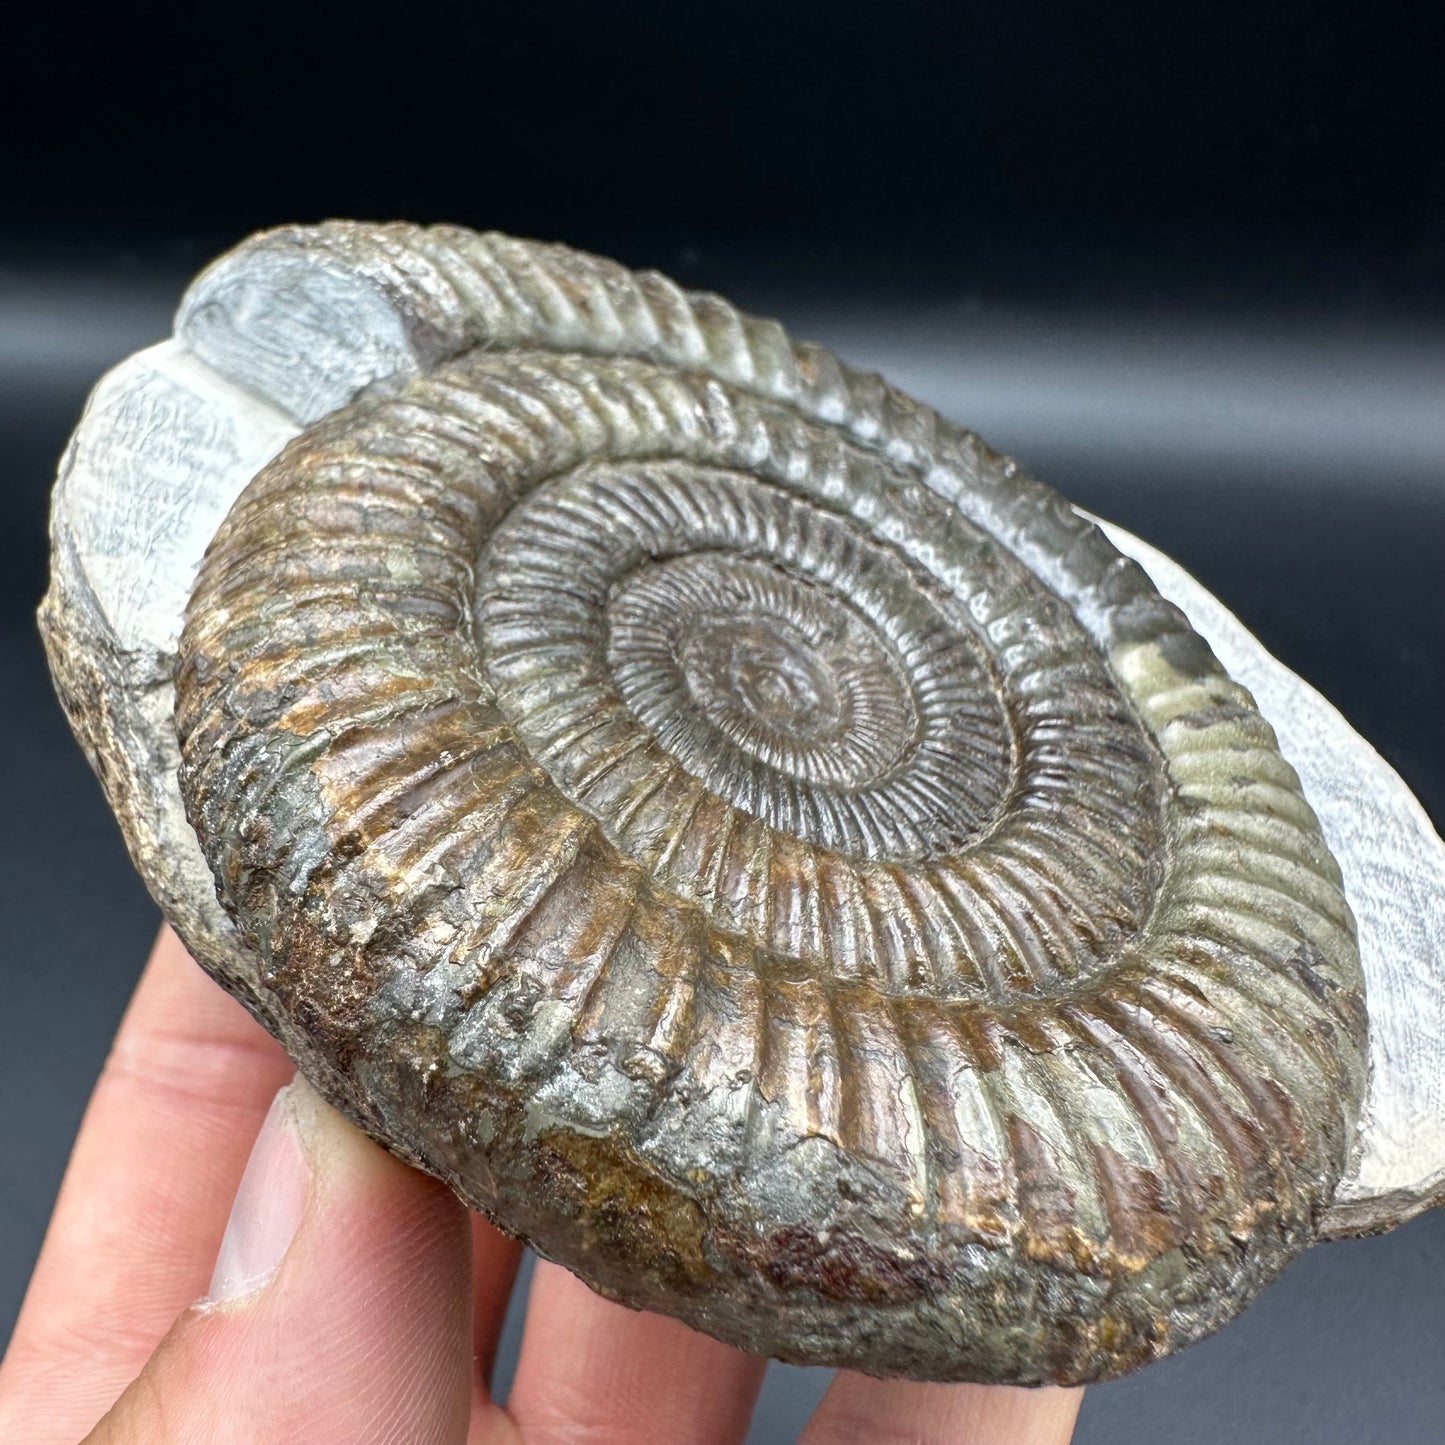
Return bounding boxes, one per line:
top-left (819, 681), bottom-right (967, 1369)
top-left (162, 226), bottom-right (1368, 1383)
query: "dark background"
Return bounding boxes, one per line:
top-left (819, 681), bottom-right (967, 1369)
top-left (2, 3), bottom-right (1442, 1440)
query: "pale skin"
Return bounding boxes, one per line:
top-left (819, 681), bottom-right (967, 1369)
top-left (0, 926), bottom-right (1083, 1444)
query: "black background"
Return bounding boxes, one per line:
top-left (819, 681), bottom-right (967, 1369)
top-left (2, 3), bottom-right (1442, 1441)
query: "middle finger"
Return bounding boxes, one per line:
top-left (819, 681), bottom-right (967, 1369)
top-left (505, 1260), bottom-right (766, 1444)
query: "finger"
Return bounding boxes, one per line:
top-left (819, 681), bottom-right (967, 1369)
top-left (84, 1075), bottom-right (475, 1445)
top-left (498, 1259), bottom-right (766, 1445)
top-left (800, 1372), bottom-right (1083, 1445)
top-left (0, 925), bottom-right (293, 1442)
top-left (469, 1213), bottom-right (522, 1387)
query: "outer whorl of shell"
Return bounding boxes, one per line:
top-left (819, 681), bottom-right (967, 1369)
top-left (167, 229), bottom-right (1366, 1384)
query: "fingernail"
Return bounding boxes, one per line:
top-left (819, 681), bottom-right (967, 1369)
top-left (205, 1079), bottom-right (310, 1305)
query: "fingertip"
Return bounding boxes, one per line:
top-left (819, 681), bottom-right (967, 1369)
top-left (203, 1081), bottom-right (309, 1306)
top-left (90, 1077), bottom-right (475, 1445)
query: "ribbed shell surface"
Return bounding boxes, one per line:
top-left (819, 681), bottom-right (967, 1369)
top-left (173, 224), bottom-right (1366, 1384)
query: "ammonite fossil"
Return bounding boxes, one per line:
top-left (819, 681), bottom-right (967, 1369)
top-left (39, 223), bottom-right (1445, 1384)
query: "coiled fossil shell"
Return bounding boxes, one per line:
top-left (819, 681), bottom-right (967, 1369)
top-left (39, 223), bottom-right (1445, 1384)
top-left (168, 229), bottom-right (1376, 1379)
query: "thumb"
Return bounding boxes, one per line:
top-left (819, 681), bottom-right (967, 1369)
top-left (86, 1075), bottom-right (474, 1445)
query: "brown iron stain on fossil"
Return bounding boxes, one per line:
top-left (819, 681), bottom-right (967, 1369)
top-left (39, 221), bottom-right (1445, 1385)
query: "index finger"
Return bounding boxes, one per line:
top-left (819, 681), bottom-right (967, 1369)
top-left (800, 1371), bottom-right (1083, 1445)
top-left (0, 925), bottom-right (294, 1443)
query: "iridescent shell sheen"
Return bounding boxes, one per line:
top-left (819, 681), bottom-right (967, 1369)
top-left (160, 226), bottom-right (1366, 1383)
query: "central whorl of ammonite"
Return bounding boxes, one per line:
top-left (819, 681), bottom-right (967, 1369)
top-left (172, 223), bottom-right (1366, 1388)
top-left (479, 462), bottom-right (1014, 867)
top-left (464, 448), bottom-right (1168, 995)
top-left (614, 555), bottom-right (922, 801)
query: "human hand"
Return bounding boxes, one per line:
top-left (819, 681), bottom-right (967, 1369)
top-left (0, 926), bottom-right (1083, 1443)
